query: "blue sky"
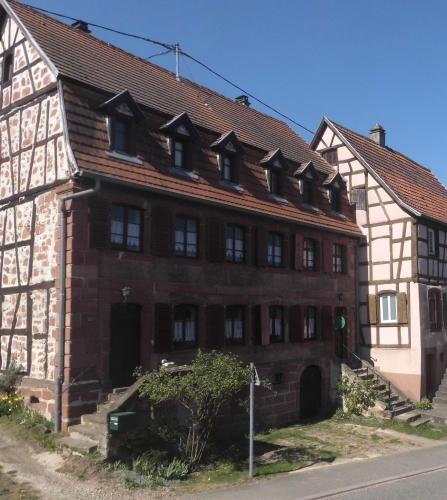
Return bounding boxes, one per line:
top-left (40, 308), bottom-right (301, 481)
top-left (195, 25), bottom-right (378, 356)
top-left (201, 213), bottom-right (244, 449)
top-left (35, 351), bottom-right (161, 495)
top-left (25, 0), bottom-right (447, 184)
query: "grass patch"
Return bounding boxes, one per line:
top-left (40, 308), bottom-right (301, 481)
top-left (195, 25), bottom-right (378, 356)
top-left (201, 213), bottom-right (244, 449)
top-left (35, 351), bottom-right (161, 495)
top-left (350, 416), bottom-right (447, 440)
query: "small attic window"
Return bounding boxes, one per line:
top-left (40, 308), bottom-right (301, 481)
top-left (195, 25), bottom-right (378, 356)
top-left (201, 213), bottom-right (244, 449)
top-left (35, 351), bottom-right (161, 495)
top-left (211, 131), bottom-right (244, 185)
top-left (330, 188), bottom-right (341, 212)
top-left (2, 50), bottom-right (13, 85)
top-left (324, 174), bottom-right (346, 213)
top-left (322, 148), bottom-right (338, 165)
top-left (260, 149), bottom-right (288, 199)
top-left (111, 116), bottom-right (132, 154)
top-left (296, 162), bottom-right (318, 207)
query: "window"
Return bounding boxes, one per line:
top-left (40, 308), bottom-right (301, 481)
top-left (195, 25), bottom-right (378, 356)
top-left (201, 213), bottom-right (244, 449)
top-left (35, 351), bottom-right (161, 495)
top-left (380, 293), bottom-right (397, 323)
top-left (269, 306), bottom-right (284, 342)
top-left (110, 205), bottom-right (142, 251)
top-left (428, 228), bottom-right (437, 256)
top-left (2, 51), bottom-right (13, 85)
top-left (273, 372), bottom-right (284, 385)
top-left (322, 148), bottom-right (338, 165)
top-left (222, 155), bottom-right (235, 182)
top-left (351, 187), bottom-right (366, 210)
top-left (111, 116), bottom-right (132, 154)
top-left (225, 306), bottom-right (245, 344)
top-left (429, 289), bottom-right (442, 331)
top-left (333, 244), bottom-right (345, 273)
top-left (330, 189), bottom-right (341, 212)
top-left (268, 232), bottom-right (283, 267)
top-left (302, 179), bottom-right (314, 205)
top-left (173, 140), bottom-right (186, 169)
top-left (173, 305), bottom-right (197, 347)
top-left (267, 168), bottom-right (281, 195)
top-left (304, 306), bottom-right (317, 339)
top-left (303, 238), bottom-right (317, 271)
top-left (175, 217), bottom-right (198, 258)
top-left (225, 225), bottom-right (245, 263)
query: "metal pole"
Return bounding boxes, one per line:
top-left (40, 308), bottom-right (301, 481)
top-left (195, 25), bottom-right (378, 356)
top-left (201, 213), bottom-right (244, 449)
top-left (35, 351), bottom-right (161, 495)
top-left (249, 361), bottom-right (254, 479)
top-left (175, 43), bottom-right (180, 81)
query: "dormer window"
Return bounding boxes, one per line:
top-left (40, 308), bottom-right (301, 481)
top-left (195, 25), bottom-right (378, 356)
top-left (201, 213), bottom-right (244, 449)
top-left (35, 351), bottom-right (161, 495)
top-left (295, 161), bottom-right (318, 207)
top-left (2, 50), bottom-right (13, 85)
top-left (161, 112), bottom-right (199, 174)
top-left (302, 178), bottom-right (314, 205)
top-left (98, 90), bottom-right (143, 158)
top-left (330, 188), bottom-right (341, 212)
top-left (211, 131), bottom-right (243, 185)
top-left (324, 172), bottom-right (346, 214)
top-left (260, 149), bottom-right (288, 200)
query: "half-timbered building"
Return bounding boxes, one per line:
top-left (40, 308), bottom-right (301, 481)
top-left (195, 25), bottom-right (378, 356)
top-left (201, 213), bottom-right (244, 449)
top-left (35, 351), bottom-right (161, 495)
top-left (312, 119), bottom-right (447, 400)
top-left (0, 1), bottom-right (361, 431)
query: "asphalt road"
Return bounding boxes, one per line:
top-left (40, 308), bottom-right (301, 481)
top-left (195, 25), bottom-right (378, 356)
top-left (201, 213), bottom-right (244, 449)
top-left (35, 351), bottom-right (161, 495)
top-left (192, 442), bottom-right (447, 500)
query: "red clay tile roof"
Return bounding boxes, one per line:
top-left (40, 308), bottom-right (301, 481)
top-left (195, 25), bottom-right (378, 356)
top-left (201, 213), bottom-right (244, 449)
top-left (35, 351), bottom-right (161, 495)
top-left (325, 118), bottom-right (447, 224)
top-left (8, 1), bottom-right (361, 235)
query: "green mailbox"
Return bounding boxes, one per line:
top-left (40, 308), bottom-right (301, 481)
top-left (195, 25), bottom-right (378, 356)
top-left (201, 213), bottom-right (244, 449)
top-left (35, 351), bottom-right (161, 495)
top-left (109, 411), bottom-right (137, 433)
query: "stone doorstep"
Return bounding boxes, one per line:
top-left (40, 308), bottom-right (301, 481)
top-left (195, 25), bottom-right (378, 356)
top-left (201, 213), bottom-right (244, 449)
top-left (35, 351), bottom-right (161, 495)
top-left (391, 405), bottom-right (414, 417)
top-left (68, 422), bottom-right (105, 444)
top-left (57, 436), bottom-right (98, 455)
top-left (81, 412), bottom-right (108, 425)
top-left (394, 410), bottom-right (422, 424)
top-left (409, 418), bottom-right (432, 428)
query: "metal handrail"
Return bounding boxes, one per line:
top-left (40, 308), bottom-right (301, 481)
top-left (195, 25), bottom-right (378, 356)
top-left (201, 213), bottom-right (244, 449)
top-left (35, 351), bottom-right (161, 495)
top-left (342, 344), bottom-right (392, 411)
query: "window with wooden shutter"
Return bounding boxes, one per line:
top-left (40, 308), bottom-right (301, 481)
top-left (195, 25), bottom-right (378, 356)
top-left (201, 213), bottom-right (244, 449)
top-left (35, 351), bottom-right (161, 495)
top-left (368, 294), bottom-right (378, 324)
top-left (154, 304), bottom-right (172, 353)
top-left (351, 187), bottom-right (366, 210)
top-left (206, 304), bottom-right (225, 349)
top-left (397, 292), bottom-right (408, 324)
top-left (252, 305), bottom-right (262, 345)
top-left (225, 305), bottom-right (245, 345)
top-left (207, 218), bottom-right (224, 262)
top-left (89, 196), bottom-right (110, 249)
top-left (321, 306), bottom-right (333, 340)
top-left (289, 305), bottom-right (303, 343)
top-left (151, 207), bottom-right (173, 257)
top-left (173, 305), bottom-right (198, 348)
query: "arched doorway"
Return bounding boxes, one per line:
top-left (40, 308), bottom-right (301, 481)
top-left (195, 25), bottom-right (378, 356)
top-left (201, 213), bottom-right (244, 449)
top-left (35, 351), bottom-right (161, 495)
top-left (109, 303), bottom-right (141, 388)
top-left (300, 365), bottom-right (322, 419)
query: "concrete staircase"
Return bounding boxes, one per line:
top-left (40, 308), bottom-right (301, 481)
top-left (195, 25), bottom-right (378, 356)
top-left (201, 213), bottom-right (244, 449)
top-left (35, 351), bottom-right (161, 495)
top-left (57, 386), bottom-right (129, 456)
top-left (421, 368), bottom-right (447, 425)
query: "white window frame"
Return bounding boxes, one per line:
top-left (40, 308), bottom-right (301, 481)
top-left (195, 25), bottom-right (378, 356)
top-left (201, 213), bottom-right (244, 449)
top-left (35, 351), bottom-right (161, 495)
top-left (380, 293), bottom-right (397, 324)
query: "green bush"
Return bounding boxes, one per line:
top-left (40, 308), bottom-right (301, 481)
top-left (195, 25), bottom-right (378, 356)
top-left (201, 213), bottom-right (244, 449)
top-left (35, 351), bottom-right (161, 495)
top-left (0, 393), bottom-right (23, 416)
top-left (0, 363), bottom-right (23, 395)
top-left (337, 375), bottom-right (379, 416)
top-left (412, 398), bottom-right (432, 410)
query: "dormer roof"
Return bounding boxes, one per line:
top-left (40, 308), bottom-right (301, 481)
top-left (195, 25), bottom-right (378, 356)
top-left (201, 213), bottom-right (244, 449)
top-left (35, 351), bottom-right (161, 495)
top-left (98, 90), bottom-right (143, 121)
top-left (160, 111), bottom-right (199, 139)
top-left (260, 148), bottom-right (288, 170)
top-left (294, 161), bottom-right (318, 179)
top-left (323, 172), bottom-right (345, 189)
top-left (210, 130), bottom-right (244, 154)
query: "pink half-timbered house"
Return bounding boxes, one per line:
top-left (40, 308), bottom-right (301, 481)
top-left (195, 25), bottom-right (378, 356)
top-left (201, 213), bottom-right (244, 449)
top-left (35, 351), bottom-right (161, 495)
top-left (313, 119), bottom-right (447, 401)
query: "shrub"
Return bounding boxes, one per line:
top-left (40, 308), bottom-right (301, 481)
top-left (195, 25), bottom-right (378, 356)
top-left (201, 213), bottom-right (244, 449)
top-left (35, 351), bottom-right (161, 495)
top-left (0, 363), bottom-right (23, 395)
top-left (337, 375), bottom-right (379, 416)
top-left (0, 393), bottom-right (23, 416)
top-left (412, 398), bottom-right (432, 410)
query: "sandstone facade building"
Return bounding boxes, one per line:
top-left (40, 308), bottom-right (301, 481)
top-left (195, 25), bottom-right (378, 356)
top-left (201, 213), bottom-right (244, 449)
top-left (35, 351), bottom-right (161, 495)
top-left (313, 119), bottom-right (447, 400)
top-left (0, 1), bottom-right (360, 430)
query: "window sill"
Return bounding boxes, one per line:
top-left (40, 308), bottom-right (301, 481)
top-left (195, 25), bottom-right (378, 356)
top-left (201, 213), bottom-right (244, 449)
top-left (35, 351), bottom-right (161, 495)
top-left (302, 203), bottom-right (320, 213)
top-left (377, 322), bottom-right (399, 327)
top-left (169, 167), bottom-right (199, 181)
top-left (219, 180), bottom-right (244, 193)
top-left (269, 194), bottom-right (288, 204)
top-left (107, 150), bottom-right (143, 165)
top-left (332, 210), bottom-right (347, 220)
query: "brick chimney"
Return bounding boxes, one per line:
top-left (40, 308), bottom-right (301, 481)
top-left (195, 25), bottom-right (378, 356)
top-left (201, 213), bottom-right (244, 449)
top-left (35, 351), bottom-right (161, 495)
top-left (235, 95), bottom-right (250, 107)
top-left (71, 20), bottom-right (91, 33)
top-left (370, 123), bottom-right (386, 146)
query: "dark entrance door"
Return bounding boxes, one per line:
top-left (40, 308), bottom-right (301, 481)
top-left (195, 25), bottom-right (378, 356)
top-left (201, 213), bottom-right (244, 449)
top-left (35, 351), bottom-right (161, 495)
top-left (335, 307), bottom-right (348, 359)
top-left (300, 365), bottom-right (322, 419)
top-left (110, 303), bottom-right (141, 388)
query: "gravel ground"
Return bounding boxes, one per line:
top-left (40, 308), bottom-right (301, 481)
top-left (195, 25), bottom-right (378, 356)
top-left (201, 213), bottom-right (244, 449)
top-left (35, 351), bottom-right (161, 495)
top-left (0, 426), bottom-right (171, 500)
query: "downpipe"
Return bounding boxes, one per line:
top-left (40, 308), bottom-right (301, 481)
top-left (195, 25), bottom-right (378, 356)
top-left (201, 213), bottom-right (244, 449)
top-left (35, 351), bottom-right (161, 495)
top-left (55, 178), bottom-right (101, 433)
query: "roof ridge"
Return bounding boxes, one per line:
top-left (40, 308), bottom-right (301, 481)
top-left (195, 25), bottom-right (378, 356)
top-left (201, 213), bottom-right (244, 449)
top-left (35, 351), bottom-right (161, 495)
top-left (11, 0), bottom-right (302, 132)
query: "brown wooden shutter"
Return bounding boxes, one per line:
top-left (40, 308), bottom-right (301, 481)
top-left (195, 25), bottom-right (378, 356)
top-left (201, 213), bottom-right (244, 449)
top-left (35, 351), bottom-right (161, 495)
top-left (397, 292), bottom-right (408, 324)
top-left (282, 233), bottom-right (289, 268)
top-left (252, 305), bottom-right (262, 345)
top-left (207, 218), bottom-right (224, 262)
top-left (321, 306), bottom-right (333, 340)
top-left (205, 304), bottom-right (225, 349)
top-left (289, 305), bottom-right (303, 343)
top-left (151, 206), bottom-right (173, 257)
top-left (89, 196), bottom-right (110, 249)
top-left (154, 304), bottom-right (172, 353)
top-left (256, 227), bottom-right (269, 267)
top-left (368, 294), bottom-right (378, 324)
top-left (294, 234), bottom-right (303, 271)
top-left (342, 245), bottom-right (348, 274)
top-left (315, 239), bottom-right (321, 272)
top-left (322, 239), bottom-right (332, 273)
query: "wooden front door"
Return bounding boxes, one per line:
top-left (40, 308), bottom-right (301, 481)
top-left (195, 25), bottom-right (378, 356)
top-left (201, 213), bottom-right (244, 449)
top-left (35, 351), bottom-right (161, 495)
top-left (300, 365), bottom-right (322, 419)
top-left (110, 303), bottom-right (141, 388)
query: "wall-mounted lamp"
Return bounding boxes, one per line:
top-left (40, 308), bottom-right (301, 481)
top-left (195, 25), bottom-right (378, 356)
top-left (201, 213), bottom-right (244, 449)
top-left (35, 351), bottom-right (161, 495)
top-left (121, 286), bottom-right (131, 302)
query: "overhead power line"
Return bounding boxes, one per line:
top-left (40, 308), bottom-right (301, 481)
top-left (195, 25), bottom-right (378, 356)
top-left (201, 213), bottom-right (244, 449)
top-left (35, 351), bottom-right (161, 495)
top-left (23, 3), bottom-right (315, 135)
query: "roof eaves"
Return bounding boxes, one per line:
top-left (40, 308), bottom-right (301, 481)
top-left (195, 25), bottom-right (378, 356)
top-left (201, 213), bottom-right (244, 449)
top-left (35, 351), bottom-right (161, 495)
top-left (325, 118), bottom-right (421, 218)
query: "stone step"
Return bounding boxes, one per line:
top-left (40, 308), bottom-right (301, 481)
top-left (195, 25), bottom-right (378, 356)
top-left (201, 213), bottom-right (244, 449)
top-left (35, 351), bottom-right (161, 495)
top-left (432, 396), bottom-right (447, 406)
top-left (435, 389), bottom-right (447, 397)
top-left (68, 422), bottom-right (105, 444)
top-left (410, 417), bottom-right (432, 428)
top-left (82, 412), bottom-right (108, 425)
top-left (57, 436), bottom-right (98, 455)
top-left (394, 410), bottom-right (422, 423)
top-left (391, 404), bottom-right (414, 417)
